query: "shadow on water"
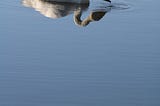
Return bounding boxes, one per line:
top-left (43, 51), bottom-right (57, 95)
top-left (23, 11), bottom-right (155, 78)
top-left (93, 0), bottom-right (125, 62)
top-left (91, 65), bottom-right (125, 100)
top-left (22, 0), bottom-right (129, 27)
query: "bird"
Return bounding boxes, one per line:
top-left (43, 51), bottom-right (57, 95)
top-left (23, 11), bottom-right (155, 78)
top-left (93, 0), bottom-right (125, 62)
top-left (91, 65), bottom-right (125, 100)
top-left (22, 0), bottom-right (89, 18)
top-left (22, 0), bottom-right (111, 26)
top-left (41, 0), bottom-right (111, 4)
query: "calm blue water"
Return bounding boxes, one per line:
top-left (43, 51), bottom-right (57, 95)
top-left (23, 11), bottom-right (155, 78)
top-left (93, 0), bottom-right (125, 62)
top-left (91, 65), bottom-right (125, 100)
top-left (0, 0), bottom-right (160, 106)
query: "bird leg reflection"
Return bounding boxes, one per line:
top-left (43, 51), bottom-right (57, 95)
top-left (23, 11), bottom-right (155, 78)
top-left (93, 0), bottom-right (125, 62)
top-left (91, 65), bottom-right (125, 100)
top-left (74, 7), bottom-right (111, 27)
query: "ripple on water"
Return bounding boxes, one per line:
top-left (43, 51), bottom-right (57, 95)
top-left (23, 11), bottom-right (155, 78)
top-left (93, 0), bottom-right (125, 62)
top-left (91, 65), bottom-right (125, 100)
top-left (111, 3), bottom-right (130, 10)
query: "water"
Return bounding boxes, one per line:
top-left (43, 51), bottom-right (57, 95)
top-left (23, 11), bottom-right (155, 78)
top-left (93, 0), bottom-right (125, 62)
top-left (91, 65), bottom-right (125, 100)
top-left (0, 0), bottom-right (160, 106)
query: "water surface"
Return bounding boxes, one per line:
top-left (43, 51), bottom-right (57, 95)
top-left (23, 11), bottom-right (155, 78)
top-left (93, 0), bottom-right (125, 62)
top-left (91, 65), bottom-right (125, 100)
top-left (0, 0), bottom-right (160, 106)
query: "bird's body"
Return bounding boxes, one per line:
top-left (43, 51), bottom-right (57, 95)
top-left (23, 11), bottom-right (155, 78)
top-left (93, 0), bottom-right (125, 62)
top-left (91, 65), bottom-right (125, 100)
top-left (45, 0), bottom-right (89, 4)
top-left (44, 0), bottom-right (111, 4)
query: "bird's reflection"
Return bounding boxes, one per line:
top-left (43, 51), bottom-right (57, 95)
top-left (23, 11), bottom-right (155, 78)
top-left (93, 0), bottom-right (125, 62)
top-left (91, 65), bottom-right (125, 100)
top-left (22, 0), bottom-right (111, 27)
top-left (74, 8), bottom-right (110, 26)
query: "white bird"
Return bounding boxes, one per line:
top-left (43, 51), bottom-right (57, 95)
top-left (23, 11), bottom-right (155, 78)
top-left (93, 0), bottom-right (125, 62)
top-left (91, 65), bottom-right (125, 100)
top-left (22, 0), bottom-right (89, 18)
top-left (38, 0), bottom-right (111, 4)
top-left (46, 0), bottom-right (90, 4)
top-left (22, 0), bottom-right (111, 26)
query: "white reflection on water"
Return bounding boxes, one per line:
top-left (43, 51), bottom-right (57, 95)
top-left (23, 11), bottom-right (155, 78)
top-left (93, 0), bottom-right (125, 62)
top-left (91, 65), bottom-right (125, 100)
top-left (22, 0), bottom-right (128, 27)
top-left (22, 0), bottom-right (89, 19)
